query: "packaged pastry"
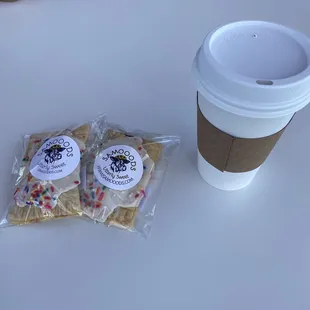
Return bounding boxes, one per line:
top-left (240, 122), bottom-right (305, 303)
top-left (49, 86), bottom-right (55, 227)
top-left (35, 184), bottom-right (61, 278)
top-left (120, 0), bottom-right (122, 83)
top-left (1, 116), bottom-right (104, 226)
top-left (80, 122), bottom-right (180, 237)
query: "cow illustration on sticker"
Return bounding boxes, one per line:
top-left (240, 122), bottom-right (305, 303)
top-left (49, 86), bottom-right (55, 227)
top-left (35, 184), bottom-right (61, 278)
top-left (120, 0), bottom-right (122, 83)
top-left (110, 155), bottom-right (130, 173)
top-left (94, 145), bottom-right (144, 190)
top-left (30, 135), bottom-right (80, 181)
top-left (44, 144), bottom-right (66, 164)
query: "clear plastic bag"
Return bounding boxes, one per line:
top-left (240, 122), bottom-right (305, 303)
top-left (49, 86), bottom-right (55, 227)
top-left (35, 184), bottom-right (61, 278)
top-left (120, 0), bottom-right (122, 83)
top-left (80, 119), bottom-right (180, 237)
top-left (0, 115), bottom-right (105, 227)
top-left (0, 114), bottom-right (180, 237)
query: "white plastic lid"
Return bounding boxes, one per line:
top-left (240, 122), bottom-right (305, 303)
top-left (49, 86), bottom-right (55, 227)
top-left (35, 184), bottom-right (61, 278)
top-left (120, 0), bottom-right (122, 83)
top-left (193, 21), bottom-right (310, 118)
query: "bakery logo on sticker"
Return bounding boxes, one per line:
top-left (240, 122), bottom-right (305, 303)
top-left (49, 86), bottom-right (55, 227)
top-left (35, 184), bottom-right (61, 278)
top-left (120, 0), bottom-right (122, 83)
top-left (110, 155), bottom-right (131, 173)
top-left (30, 135), bottom-right (80, 181)
top-left (37, 137), bottom-right (74, 160)
top-left (94, 145), bottom-right (143, 191)
top-left (43, 144), bottom-right (66, 164)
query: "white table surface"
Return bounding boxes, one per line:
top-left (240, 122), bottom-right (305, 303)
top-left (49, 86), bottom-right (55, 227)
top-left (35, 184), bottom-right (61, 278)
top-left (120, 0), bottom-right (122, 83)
top-left (1, 1), bottom-right (310, 309)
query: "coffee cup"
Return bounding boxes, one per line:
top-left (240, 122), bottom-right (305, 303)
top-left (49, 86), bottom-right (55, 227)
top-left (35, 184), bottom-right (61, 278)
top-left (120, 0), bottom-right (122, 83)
top-left (193, 21), bottom-right (310, 190)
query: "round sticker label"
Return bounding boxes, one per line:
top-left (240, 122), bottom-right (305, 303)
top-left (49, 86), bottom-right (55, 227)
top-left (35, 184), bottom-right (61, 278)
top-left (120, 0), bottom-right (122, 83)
top-left (30, 135), bottom-right (80, 181)
top-left (94, 145), bottom-right (143, 190)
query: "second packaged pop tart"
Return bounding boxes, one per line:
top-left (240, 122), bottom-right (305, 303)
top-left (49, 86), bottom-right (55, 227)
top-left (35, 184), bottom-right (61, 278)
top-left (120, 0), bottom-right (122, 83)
top-left (79, 119), bottom-right (180, 237)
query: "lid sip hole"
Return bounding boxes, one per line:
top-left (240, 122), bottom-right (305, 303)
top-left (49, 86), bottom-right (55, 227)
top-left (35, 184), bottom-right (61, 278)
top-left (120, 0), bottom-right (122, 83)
top-left (252, 34), bottom-right (258, 38)
top-left (256, 80), bottom-right (274, 86)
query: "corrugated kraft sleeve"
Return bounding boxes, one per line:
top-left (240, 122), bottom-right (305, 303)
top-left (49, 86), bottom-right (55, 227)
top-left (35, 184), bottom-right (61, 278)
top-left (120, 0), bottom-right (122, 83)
top-left (197, 96), bottom-right (290, 173)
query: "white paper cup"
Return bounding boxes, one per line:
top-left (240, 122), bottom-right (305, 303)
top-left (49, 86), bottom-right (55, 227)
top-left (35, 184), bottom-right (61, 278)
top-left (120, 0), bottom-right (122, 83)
top-left (192, 21), bottom-right (310, 190)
